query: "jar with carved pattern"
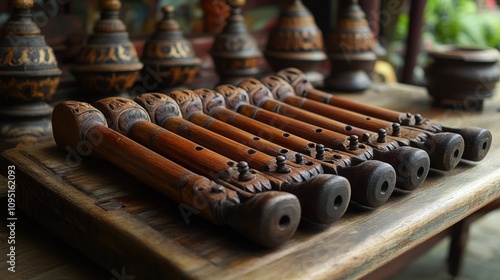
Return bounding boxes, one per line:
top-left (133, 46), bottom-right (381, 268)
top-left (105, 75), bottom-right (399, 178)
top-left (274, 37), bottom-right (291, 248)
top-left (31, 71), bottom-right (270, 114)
top-left (71, 0), bottom-right (143, 97)
top-left (264, 0), bottom-right (327, 85)
top-left (210, 0), bottom-right (262, 84)
top-left (141, 6), bottom-right (201, 91)
top-left (0, 0), bottom-right (62, 148)
top-left (324, 0), bottom-right (376, 92)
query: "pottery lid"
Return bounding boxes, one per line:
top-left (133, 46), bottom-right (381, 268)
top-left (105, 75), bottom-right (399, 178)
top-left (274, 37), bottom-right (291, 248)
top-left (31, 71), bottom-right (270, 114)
top-left (340, 0), bottom-right (365, 21)
top-left (93, 0), bottom-right (126, 33)
top-left (156, 6), bottom-right (180, 33)
top-left (141, 6), bottom-right (201, 66)
top-left (428, 45), bottom-right (500, 63)
top-left (281, 0), bottom-right (313, 19)
top-left (211, 0), bottom-right (262, 58)
top-left (1, 0), bottom-right (39, 36)
top-left (0, 0), bottom-right (61, 76)
top-left (327, 0), bottom-right (374, 54)
top-left (264, 0), bottom-right (326, 59)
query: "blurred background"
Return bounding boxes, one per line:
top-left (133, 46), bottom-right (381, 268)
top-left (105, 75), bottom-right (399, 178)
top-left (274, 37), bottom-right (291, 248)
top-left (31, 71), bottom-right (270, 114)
top-left (1, 0), bottom-right (499, 85)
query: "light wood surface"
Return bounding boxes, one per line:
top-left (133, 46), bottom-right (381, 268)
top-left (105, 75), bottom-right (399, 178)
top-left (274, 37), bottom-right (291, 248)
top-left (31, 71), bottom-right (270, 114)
top-left (1, 82), bottom-right (499, 280)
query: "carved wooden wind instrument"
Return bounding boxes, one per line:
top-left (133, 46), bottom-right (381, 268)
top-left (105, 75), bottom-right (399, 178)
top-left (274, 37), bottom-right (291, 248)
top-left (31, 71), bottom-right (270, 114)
top-left (52, 101), bottom-right (301, 248)
top-left (190, 88), bottom-right (396, 208)
top-left (277, 67), bottom-right (493, 162)
top-left (259, 74), bottom-right (465, 171)
top-left (216, 83), bottom-right (429, 192)
top-left (134, 93), bottom-right (350, 224)
top-left (94, 97), bottom-right (345, 224)
top-left (93, 97), bottom-right (272, 193)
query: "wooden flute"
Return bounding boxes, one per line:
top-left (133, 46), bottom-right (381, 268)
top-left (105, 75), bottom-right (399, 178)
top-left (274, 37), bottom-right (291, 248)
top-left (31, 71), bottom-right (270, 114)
top-left (258, 74), bottom-right (465, 172)
top-left (52, 101), bottom-right (301, 248)
top-left (188, 88), bottom-right (397, 208)
top-left (216, 83), bottom-right (430, 192)
top-left (133, 93), bottom-right (351, 224)
top-left (276, 67), bottom-right (493, 162)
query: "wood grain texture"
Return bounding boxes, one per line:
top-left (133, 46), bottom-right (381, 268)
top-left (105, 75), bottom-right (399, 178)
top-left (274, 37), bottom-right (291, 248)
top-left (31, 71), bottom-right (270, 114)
top-left (1, 82), bottom-right (499, 279)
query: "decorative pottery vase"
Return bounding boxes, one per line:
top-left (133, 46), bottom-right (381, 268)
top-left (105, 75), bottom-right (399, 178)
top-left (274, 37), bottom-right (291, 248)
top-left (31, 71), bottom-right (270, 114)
top-left (264, 0), bottom-right (327, 86)
top-left (324, 0), bottom-right (376, 92)
top-left (72, 0), bottom-right (143, 98)
top-left (141, 6), bottom-right (201, 92)
top-left (425, 45), bottom-right (500, 110)
top-left (0, 0), bottom-right (62, 149)
top-left (210, 0), bottom-right (262, 85)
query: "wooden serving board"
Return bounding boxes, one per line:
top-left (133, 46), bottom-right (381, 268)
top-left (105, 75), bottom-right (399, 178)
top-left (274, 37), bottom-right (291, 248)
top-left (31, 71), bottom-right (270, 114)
top-left (1, 83), bottom-right (500, 279)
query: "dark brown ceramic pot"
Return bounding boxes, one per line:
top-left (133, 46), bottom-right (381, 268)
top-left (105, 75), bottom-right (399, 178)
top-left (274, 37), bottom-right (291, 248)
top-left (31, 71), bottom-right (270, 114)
top-left (141, 6), bottom-right (201, 91)
top-left (72, 0), bottom-right (143, 97)
top-left (324, 0), bottom-right (376, 92)
top-left (425, 45), bottom-right (500, 110)
top-left (264, 0), bottom-right (327, 85)
top-left (0, 0), bottom-right (62, 148)
top-left (210, 0), bottom-right (262, 85)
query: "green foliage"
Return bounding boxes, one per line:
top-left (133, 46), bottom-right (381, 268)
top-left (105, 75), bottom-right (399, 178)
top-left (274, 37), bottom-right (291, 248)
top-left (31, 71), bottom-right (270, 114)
top-left (395, 0), bottom-right (500, 50)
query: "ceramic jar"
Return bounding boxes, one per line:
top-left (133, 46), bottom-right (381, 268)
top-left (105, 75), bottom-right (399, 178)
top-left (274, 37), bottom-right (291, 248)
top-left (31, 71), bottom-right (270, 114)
top-left (210, 0), bottom-right (262, 84)
top-left (264, 0), bottom-right (327, 85)
top-left (425, 45), bottom-right (500, 109)
top-left (141, 6), bottom-right (201, 91)
top-left (0, 0), bottom-right (62, 148)
top-left (72, 0), bottom-right (143, 97)
top-left (324, 0), bottom-right (376, 92)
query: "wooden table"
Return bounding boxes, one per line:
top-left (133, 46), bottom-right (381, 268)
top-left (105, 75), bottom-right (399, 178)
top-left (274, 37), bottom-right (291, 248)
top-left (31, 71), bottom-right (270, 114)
top-left (1, 82), bottom-right (499, 280)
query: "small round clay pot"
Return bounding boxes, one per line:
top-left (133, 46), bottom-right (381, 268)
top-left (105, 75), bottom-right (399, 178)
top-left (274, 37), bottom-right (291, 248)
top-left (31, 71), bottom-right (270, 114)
top-left (425, 45), bottom-right (500, 110)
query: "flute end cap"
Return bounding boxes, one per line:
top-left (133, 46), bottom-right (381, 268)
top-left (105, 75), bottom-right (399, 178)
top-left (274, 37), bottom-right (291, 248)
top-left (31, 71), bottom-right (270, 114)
top-left (227, 191), bottom-right (300, 248)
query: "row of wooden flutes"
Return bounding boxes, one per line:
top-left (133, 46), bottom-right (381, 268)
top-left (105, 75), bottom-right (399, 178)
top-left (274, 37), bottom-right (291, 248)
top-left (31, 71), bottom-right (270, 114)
top-left (52, 68), bottom-right (492, 248)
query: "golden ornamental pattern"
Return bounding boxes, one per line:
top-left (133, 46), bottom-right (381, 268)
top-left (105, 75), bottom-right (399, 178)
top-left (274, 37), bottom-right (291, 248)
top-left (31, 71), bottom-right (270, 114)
top-left (75, 45), bottom-right (138, 65)
top-left (216, 58), bottom-right (258, 71)
top-left (268, 31), bottom-right (323, 51)
top-left (336, 19), bottom-right (370, 30)
top-left (330, 33), bottom-right (374, 52)
top-left (162, 66), bottom-right (199, 85)
top-left (79, 71), bottom-right (139, 94)
top-left (0, 47), bottom-right (58, 67)
top-left (277, 16), bottom-right (315, 28)
top-left (213, 37), bottom-right (258, 52)
top-left (0, 76), bottom-right (60, 102)
top-left (144, 41), bottom-right (193, 59)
